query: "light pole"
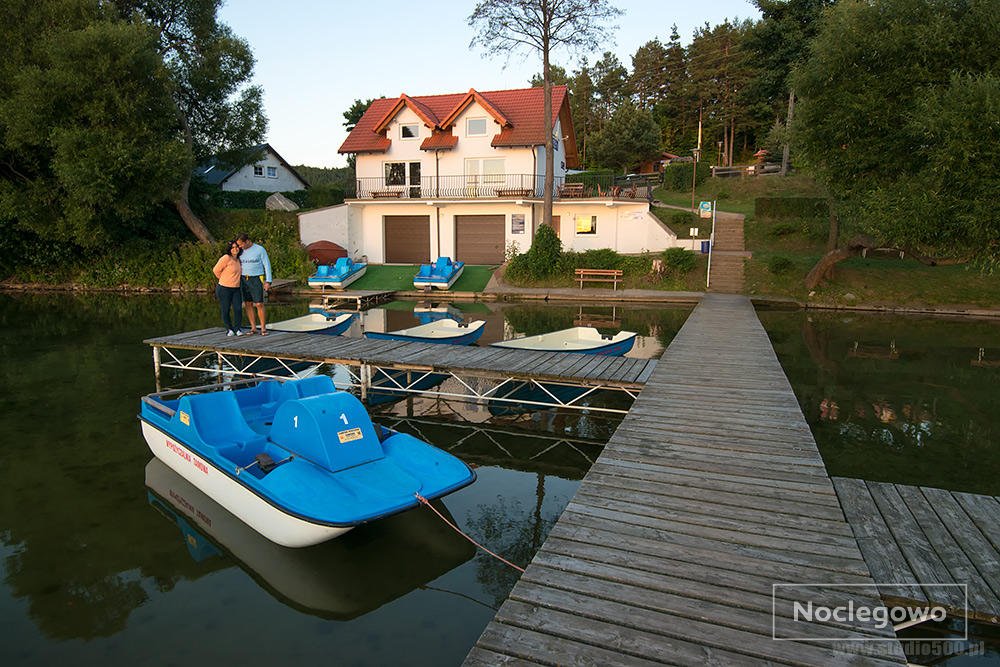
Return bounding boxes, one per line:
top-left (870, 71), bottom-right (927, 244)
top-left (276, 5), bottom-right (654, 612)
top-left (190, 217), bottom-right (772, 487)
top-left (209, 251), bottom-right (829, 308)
top-left (690, 148), bottom-right (701, 212)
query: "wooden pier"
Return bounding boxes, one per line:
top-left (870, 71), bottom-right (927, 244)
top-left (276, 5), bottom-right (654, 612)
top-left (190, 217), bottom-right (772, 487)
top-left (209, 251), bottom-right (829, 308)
top-left (834, 478), bottom-right (1000, 624)
top-left (146, 328), bottom-right (654, 413)
top-left (318, 289), bottom-right (394, 310)
top-left (465, 294), bottom-right (907, 665)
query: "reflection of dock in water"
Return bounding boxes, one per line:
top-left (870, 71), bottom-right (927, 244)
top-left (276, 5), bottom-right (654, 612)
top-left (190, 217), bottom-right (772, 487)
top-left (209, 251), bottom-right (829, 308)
top-left (972, 348), bottom-right (1000, 368)
top-left (145, 459), bottom-right (474, 620)
top-left (835, 477), bottom-right (1000, 625)
top-left (848, 339), bottom-right (899, 360)
top-left (379, 415), bottom-right (604, 480)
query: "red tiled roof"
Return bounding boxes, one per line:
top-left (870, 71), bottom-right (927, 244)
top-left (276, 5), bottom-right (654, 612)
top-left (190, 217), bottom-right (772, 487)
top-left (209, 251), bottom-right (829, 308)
top-left (420, 130), bottom-right (459, 151)
top-left (439, 89), bottom-right (509, 129)
top-left (339, 85), bottom-right (575, 163)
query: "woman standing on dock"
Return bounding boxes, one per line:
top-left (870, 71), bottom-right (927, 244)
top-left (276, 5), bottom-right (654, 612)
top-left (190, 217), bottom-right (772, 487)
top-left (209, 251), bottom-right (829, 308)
top-left (213, 240), bottom-right (244, 336)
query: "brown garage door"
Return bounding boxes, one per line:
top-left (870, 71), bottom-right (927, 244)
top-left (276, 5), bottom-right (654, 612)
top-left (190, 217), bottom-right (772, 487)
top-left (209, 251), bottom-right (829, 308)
top-left (384, 216), bottom-right (430, 264)
top-left (455, 215), bottom-right (505, 264)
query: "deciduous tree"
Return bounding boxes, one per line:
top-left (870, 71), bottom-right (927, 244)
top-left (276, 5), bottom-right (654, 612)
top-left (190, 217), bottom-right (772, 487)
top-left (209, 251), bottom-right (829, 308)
top-left (0, 2), bottom-right (188, 249)
top-left (119, 0), bottom-right (267, 243)
top-left (793, 0), bottom-right (1000, 276)
top-left (469, 0), bottom-right (621, 228)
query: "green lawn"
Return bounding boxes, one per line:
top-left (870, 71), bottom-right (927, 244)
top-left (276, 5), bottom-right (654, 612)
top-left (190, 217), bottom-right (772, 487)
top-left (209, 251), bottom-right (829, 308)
top-left (348, 264), bottom-right (496, 292)
top-left (654, 173), bottom-right (826, 219)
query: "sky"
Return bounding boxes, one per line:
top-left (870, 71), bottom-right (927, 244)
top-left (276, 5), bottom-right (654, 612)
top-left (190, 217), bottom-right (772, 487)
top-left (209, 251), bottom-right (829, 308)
top-left (219, 1), bottom-right (760, 169)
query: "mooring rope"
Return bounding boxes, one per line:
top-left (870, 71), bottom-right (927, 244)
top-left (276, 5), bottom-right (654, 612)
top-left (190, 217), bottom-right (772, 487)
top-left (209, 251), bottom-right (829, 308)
top-left (414, 492), bottom-right (526, 574)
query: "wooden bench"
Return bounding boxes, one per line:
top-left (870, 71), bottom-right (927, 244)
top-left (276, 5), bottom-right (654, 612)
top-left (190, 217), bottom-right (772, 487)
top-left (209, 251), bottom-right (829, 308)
top-left (371, 190), bottom-right (402, 199)
top-left (558, 182), bottom-right (585, 198)
top-left (495, 187), bottom-right (533, 198)
top-left (575, 268), bottom-right (623, 290)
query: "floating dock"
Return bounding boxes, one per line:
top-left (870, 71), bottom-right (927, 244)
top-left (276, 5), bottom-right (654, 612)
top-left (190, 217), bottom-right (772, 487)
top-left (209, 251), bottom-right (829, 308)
top-left (146, 328), bottom-right (654, 414)
top-left (465, 294), bottom-right (907, 665)
top-left (835, 477), bottom-right (1000, 624)
top-left (318, 289), bottom-right (394, 310)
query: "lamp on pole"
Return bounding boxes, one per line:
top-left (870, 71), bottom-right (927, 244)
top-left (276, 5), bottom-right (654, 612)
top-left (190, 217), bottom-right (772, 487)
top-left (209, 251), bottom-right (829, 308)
top-left (690, 148), bottom-right (701, 212)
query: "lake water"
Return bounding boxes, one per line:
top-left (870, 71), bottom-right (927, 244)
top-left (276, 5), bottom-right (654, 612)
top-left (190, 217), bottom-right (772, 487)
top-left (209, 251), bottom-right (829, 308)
top-left (0, 292), bottom-right (686, 666)
top-left (1, 292), bottom-right (997, 664)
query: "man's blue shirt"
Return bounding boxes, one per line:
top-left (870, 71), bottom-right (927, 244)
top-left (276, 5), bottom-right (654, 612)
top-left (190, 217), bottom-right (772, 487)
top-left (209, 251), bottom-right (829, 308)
top-left (240, 244), bottom-right (272, 282)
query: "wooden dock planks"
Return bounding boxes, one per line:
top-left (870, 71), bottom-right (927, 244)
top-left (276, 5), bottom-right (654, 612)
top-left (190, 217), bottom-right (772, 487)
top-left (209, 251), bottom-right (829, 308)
top-left (146, 329), bottom-right (652, 388)
top-left (466, 293), bottom-right (906, 665)
top-left (834, 477), bottom-right (1000, 623)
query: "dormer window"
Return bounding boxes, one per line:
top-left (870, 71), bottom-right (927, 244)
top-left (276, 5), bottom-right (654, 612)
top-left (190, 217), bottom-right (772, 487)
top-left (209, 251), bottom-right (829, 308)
top-left (400, 124), bottom-right (419, 139)
top-left (466, 118), bottom-right (488, 136)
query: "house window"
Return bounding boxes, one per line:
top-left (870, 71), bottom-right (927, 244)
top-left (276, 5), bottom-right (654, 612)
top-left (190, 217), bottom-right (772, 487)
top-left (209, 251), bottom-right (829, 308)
top-left (464, 158), bottom-right (505, 195)
top-left (466, 118), bottom-right (488, 136)
top-left (384, 161), bottom-right (421, 196)
top-left (253, 165), bottom-right (264, 177)
top-left (575, 215), bottom-right (597, 235)
top-left (401, 124), bottom-right (419, 139)
top-left (266, 166), bottom-right (277, 178)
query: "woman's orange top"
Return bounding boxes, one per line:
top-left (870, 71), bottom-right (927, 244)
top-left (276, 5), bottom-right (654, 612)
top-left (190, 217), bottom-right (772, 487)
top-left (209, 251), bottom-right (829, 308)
top-left (213, 255), bottom-right (241, 288)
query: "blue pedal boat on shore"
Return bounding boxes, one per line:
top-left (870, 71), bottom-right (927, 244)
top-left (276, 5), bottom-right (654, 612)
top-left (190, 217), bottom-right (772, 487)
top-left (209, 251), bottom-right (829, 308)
top-left (364, 319), bottom-right (485, 345)
top-left (308, 257), bottom-right (367, 290)
top-left (491, 326), bottom-right (637, 356)
top-left (138, 376), bottom-right (476, 547)
top-left (413, 257), bottom-right (464, 290)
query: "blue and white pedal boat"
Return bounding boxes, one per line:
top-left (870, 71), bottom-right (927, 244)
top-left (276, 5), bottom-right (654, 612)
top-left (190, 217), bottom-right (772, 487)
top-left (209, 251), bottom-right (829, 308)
top-left (269, 313), bottom-right (354, 336)
top-left (413, 257), bottom-right (464, 290)
top-left (308, 257), bottom-right (367, 290)
top-left (491, 327), bottom-right (637, 356)
top-left (138, 376), bottom-right (476, 547)
top-left (364, 319), bottom-right (485, 345)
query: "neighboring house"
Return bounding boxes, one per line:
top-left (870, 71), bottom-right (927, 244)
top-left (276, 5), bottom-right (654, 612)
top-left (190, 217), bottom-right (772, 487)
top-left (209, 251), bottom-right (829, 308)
top-left (636, 152), bottom-right (681, 174)
top-left (300, 86), bottom-right (688, 265)
top-left (196, 144), bottom-right (309, 193)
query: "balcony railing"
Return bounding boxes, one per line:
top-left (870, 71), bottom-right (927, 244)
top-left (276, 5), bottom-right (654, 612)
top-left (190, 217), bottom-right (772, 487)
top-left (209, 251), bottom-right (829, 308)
top-left (351, 173), bottom-right (657, 202)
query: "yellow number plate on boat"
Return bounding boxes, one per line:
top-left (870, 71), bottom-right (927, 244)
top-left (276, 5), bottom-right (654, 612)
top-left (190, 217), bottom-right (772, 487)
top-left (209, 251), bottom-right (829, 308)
top-left (337, 427), bottom-right (363, 444)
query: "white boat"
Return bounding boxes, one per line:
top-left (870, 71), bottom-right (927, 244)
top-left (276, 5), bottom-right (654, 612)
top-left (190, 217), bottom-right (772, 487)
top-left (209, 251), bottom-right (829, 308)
top-left (364, 319), bottom-right (486, 345)
top-left (138, 376), bottom-right (476, 547)
top-left (268, 313), bottom-right (354, 336)
top-left (491, 327), bottom-right (637, 356)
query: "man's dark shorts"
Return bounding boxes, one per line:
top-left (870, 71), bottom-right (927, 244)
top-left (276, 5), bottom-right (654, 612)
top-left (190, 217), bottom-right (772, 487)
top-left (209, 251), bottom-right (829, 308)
top-left (241, 274), bottom-right (266, 304)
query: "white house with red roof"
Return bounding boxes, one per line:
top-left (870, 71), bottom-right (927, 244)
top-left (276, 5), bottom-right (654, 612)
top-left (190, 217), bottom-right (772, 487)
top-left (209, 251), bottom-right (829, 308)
top-left (299, 85), bottom-right (683, 265)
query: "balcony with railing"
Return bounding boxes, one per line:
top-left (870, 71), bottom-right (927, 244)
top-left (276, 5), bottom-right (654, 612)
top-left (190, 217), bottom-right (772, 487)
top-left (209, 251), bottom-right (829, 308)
top-left (350, 173), bottom-right (658, 202)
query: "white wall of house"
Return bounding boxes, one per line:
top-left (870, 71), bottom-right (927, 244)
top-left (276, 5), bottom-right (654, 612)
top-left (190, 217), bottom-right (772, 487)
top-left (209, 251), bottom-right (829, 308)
top-left (354, 103), bottom-right (538, 191)
top-left (552, 202), bottom-right (679, 254)
top-left (534, 118), bottom-right (568, 186)
top-left (320, 199), bottom-right (688, 262)
top-left (299, 203), bottom-right (353, 247)
top-left (221, 149), bottom-right (305, 192)
top-left (356, 107), bottom-right (427, 182)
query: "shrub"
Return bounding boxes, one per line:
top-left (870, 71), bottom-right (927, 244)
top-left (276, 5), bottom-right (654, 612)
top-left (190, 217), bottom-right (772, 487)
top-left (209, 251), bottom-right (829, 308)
top-left (755, 197), bottom-right (828, 220)
top-left (662, 247), bottom-right (697, 274)
top-left (577, 248), bottom-right (621, 270)
top-left (671, 210), bottom-right (696, 227)
top-left (504, 225), bottom-right (562, 282)
top-left (768, 255), bottom-right (795, 275)
top-left (769, 222), bottom-right (800, 237)
top-left (661, 161), bottom-right (710, 191)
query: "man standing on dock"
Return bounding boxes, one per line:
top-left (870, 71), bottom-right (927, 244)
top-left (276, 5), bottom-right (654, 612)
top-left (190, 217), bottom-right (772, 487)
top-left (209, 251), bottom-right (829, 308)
top-left (236, 233), bottom-right (272, 335)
